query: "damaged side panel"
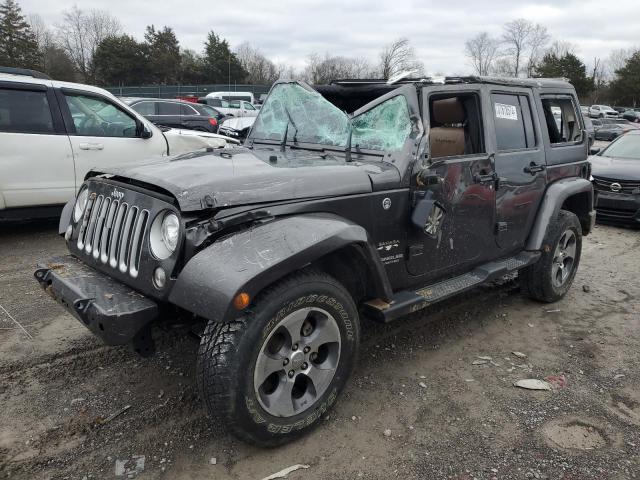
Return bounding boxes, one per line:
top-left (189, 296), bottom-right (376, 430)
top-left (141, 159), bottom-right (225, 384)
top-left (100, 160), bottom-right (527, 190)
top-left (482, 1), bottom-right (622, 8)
top-left (169, 213), bottom-right (391, 323)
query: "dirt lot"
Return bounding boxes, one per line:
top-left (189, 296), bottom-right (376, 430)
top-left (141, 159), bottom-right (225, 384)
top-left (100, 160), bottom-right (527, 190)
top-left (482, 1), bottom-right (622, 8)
top-left (0, 220), bottom-right (639, 480)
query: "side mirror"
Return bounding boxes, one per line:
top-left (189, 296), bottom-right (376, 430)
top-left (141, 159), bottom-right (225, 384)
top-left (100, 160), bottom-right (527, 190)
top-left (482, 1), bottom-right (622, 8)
top-left (140, 123), bottom-right (153, 139)
top-left (589, 147), bottom-right (601, 155)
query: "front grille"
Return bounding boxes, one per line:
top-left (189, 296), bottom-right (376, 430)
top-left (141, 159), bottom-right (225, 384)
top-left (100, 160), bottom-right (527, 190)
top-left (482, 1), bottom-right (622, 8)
top-left (77, 193), bottom-right (149, 278)
top-left (593, 177), bottom-right (640, 194)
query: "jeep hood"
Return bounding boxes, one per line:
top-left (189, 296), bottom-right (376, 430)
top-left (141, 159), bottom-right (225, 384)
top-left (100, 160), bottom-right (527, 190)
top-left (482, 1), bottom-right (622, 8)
top-left (93, 147), bottom-right (399, 211)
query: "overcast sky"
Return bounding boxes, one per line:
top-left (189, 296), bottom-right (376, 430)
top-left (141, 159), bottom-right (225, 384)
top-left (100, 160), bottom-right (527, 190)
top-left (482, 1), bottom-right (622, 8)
top-left (20, 0), bottom-right (640, 74)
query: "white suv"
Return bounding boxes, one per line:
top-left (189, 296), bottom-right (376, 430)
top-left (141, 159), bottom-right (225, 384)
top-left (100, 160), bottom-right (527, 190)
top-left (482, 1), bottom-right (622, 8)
top-left (589, 104), bottom-right (619, 119)
top-left (0, 68), bottom-right (237, 219)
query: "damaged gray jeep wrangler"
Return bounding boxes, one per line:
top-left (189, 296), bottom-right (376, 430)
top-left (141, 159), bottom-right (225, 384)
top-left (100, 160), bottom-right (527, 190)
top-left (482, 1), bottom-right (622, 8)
top-left (35, 77), bottom-right (595, 446)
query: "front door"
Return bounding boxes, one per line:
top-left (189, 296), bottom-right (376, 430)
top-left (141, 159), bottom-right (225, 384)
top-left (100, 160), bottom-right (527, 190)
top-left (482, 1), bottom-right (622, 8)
top-left (489, 89), bottom-right (547, 251)
top-left (57, 89), bottom-right (167, 188)
top-left (406, 85), bottom-right (497, 280)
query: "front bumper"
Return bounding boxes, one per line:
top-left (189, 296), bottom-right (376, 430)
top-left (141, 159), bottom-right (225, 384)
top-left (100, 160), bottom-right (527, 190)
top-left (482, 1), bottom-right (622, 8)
top-left (594, 191), bottom-right (640, 225)
top-left (34, 255), bottom-right (158, 348)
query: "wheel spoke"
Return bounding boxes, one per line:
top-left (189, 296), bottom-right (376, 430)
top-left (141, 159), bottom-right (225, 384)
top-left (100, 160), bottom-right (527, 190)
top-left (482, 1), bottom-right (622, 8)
top-left (307, 316), bottom-right (341, 351)
top-left (263, 379), bottom-right (296, 417)
top-left (564, 237), bottom-right (576, 260)
top-left (254, 353), bottom-right (286, 387)
top-left (305, 364), bottom-right (335, 397)
top-left (281, 308), bottom-right (311, 346)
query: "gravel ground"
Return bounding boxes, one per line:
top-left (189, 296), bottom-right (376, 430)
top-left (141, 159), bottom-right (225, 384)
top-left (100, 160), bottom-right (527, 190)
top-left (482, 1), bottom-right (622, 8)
top-left (0, 219), bottom-right (639, 480)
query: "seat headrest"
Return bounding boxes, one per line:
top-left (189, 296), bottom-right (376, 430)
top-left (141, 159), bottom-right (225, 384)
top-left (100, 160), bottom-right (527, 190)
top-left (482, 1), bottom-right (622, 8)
top-left (432, 98), bottom-right (465, 125)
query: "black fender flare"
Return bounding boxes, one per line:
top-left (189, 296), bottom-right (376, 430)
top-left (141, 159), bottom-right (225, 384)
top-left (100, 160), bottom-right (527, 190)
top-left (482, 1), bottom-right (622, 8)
top-left (525, 177), bottom-right (595, 251)
top-left (169, 213), bottom-right (392, 322)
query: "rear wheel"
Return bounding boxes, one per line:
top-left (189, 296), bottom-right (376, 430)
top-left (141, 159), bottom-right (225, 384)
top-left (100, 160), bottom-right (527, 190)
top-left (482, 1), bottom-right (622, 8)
top-left (196, 271), bottom-right (360, 446)
top-left (520, 210), bottom-right (582, 303)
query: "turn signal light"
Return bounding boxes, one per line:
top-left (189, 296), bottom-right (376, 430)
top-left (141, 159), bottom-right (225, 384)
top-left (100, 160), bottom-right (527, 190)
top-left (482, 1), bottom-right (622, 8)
top-left (233, 292), bottom-right (250, 310)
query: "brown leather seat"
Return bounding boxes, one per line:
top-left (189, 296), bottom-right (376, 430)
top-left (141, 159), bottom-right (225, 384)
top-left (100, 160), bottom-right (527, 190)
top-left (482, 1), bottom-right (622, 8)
top-left (430, 98), bottom-right (466, 158)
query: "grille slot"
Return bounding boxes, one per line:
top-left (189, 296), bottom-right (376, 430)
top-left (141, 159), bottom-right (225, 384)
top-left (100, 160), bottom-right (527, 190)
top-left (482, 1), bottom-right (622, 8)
top-left (75, 193), bottom-right (150, 278)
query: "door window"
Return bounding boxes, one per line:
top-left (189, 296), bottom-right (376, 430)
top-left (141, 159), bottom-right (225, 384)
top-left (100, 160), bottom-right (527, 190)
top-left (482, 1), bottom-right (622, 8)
top-left (491, 93), bottom-right (536, 151)
top-left (228, 101), bottom-right (241, 109)
top-left (0, 88), bottom-right (55, 134)
top-left (180, 104), bottom-right (198, 115)
top-left (131, 101), bottom-right (156, 116)
top-left (244, 102), bottom-right (256, 110)
top-left (541, 96), bottom-right (582, 144)
top-left (157, 102), bottom-right (182, 115)
top-left (427, 93), bottom-right (484, 158)
top-left (350, 95), bottom-right (411, 151)
top-left (65, 94), bottom-right (138, 137)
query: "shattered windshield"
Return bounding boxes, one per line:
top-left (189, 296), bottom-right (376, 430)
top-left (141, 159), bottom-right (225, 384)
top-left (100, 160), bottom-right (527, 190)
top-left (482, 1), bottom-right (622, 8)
top-left (249, 82), bottom-right (413, 154)
top-left (351, 95), bottom-right (412, 151)
top-left (249, 83), bottom-right (349, 147)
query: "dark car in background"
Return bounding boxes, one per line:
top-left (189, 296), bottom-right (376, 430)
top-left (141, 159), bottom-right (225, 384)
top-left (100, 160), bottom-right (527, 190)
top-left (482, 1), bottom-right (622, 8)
top-left (590, 131), bottom-right (640, 226)
top-left (592, 118), bottom-right (639, 141)
top-left (583, 115), bottom-right (595, 147)
top-left (124, 98), bottom-right (226, 133)
top-left (622, 109), bottom-right (640, 123)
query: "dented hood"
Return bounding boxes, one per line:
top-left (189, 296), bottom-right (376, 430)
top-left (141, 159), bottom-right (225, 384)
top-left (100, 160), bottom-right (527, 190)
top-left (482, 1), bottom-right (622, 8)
top-left (93, 147), bottom-right (389, 211)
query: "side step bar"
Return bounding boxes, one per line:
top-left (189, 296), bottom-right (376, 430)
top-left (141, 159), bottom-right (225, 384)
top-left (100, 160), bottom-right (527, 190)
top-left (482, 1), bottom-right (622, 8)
top-left (363, 251), bottom-right (540, 323)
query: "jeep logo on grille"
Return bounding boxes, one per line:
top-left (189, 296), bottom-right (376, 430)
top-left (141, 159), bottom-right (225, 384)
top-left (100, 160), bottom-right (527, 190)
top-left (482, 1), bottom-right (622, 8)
top-left (110, 188), bottom-right (125, 200)
top-left (610, 182), bottom-right (622, 193)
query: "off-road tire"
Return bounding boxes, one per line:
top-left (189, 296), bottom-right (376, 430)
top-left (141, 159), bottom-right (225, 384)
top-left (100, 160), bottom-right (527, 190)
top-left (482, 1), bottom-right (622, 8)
top-left (520, 209), bottom-right (582, 303)
top-left (196, 270), bottom-right (360, 446)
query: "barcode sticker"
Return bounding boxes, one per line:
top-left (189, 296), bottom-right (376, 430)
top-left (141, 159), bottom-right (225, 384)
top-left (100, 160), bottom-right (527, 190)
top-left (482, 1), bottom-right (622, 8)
top-left (495, 103), bottom-right (518, 121)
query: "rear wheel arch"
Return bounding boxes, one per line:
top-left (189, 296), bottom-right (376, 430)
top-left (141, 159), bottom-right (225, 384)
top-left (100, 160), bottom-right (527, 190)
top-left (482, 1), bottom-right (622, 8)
top-left (561, 190), bottom-right (593, 234)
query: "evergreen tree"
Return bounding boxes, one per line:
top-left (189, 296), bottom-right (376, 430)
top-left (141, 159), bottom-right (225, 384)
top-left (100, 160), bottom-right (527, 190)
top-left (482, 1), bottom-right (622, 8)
top-left (144, 25), bottom-right (180, 84)
top-left (179, 49), bottom-right (207, 84)
top-left (534, 52), bottom-right (593, 99)
top-left (93, 35), bottom-right (149, 86)
top-left (609, 51), bottom-right (640, 107)
top-left (202, 31), bottom-right (246, 84)
top-left (0, 0), bottom-right (39, 69)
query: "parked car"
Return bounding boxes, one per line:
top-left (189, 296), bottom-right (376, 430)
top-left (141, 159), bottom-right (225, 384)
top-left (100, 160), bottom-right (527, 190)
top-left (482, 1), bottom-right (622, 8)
top-left (124, 98), bottom-right (225, 133)
top-left (583, 115), bottom-right (595, 147)
top-left (589, 104), bottom-right (619, 118)
top-left (589, 131), bottom-right (640, 225)
top-left (592, 118), bottom-right (635, 141)
top-left (35, 77), bottom-right (594, 447)
top-left (613, 106), bottom-right (629, 114)
top-left (217, 116), bottom-right (256, 141)
top-left (622, 109), bottom-right (640, 123)
top-left (0, 68), bottom-right (237, 219)
top-left (580, 105), bottom-right (590, 115)
top-left (198, 97), bottom-right (258, 118)
top-left (205, 90), bottom-right (255, 104)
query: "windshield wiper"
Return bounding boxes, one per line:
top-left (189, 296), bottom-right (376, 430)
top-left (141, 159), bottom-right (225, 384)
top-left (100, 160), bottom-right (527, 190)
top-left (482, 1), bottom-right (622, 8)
top-left (280, 122), bottom-right (289, 152)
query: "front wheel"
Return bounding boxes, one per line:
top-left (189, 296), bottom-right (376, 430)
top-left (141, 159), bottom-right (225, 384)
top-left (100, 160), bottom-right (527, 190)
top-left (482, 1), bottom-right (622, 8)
top-left (520, 210), bottom-right (582, 303)
top-left (196, 271), bottom-right (360, 446)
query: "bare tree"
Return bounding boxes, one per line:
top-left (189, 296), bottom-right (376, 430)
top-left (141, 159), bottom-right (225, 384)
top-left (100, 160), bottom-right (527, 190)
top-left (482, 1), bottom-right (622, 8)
top-left (608, 47), bottom-right (637, 77)
top-left (235, 42), bottom-right (280, 85)
top-left (464, 32), bottom-right (500, 76)
top-left (501, 18), bottom-right (532, 77)
top-left (57, 6), bottom-right (121, 82)
top-left (525, 24), bottom-right (550, 76)
top-left (547, 40), bottom-right (576, 58)
top-left (304, 52), bottom-right (375, 84)
top-left (378, 38), bottom-right (423, 79)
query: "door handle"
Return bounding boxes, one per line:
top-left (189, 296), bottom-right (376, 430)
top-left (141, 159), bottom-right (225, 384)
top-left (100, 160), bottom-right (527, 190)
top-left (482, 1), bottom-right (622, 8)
top-left (473, 171), bottom-right (498, 184)
top-left (523, 162), bottom-right (546, 174)
top-left (79, 142), bottom-right (104, 151)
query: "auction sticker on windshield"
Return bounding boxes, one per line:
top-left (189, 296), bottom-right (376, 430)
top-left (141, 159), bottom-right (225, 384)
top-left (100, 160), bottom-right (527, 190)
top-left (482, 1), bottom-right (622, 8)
top-left (495, 103), bottom-right (518, 121)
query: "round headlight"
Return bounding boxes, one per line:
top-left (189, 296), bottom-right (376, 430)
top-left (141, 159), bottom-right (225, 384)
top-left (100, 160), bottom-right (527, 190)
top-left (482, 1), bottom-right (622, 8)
top-left (150, 211), bottom-right (180, 259)
top-left (73, 187), bottom-right (89, 223)
top-left (161, 213), bottom-right (180, 251)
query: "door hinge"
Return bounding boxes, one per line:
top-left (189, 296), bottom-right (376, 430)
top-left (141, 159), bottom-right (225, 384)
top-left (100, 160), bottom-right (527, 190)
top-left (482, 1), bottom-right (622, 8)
top-left (496, 222), bottom-right (508, 233)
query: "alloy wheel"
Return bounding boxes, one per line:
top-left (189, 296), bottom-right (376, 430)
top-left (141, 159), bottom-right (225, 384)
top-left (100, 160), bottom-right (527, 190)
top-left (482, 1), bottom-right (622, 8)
top-left (253, 307), bottom-right (341, 417)
top-left (551, 229), bottom-right (577, 288)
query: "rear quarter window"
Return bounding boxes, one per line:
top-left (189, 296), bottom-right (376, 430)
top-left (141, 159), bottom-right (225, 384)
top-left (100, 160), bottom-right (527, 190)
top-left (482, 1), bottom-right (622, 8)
top-left (0, 88), bottom-right (55, 134)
